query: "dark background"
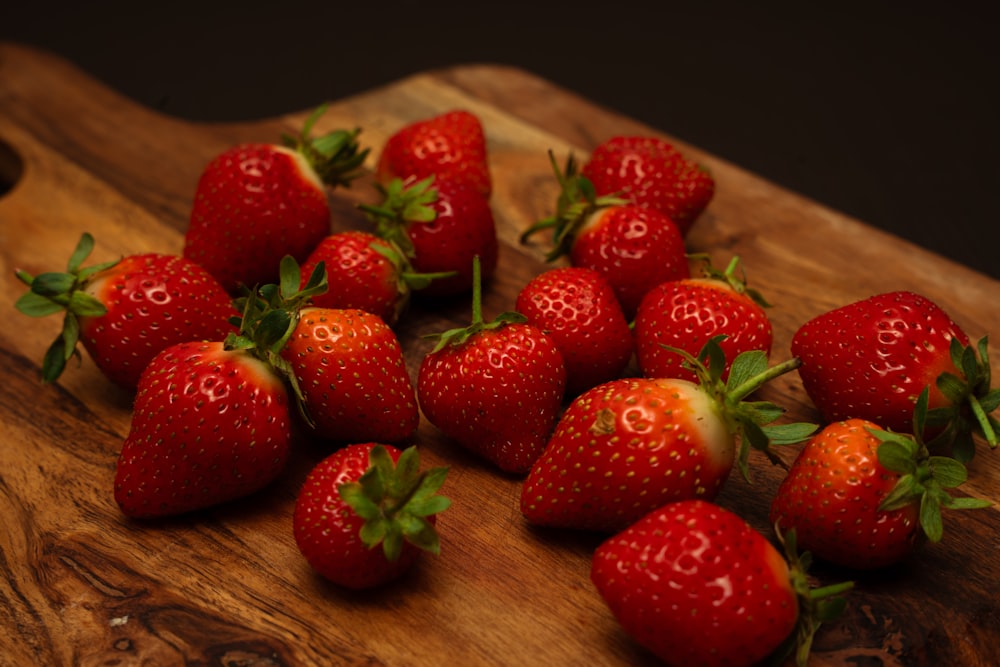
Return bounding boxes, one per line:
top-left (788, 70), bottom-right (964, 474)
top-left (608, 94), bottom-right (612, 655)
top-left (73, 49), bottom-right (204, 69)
top-left (3, 2), bottom-right (998, 280)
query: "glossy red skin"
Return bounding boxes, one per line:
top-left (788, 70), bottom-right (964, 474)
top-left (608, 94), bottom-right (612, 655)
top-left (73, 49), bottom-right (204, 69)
top-left (769, 419), bottom-right (922, 569)
top-left (592, 500), bottom-right (797, 667)
top-left (299, 231), bottom-right (405, 326)
top-left (791, 291), bottom-right (969, 434)
top-left (184, 143), bottom-right (330, 293)
top-left (293, 443), bottom-right (429, 589)
top-left (281, 308), bottom-right (419, 444)
top-left (581, 135), bottom-right (715, 237)
top-left (80, 253), bottom-right (238, 390)
top-left (570, 204), bottom-right (689, 320)
top-left (520, 377), bottom-right (734, 533)
top-left (515, 266), bottom-right (634, 396)
top-left (376, 110), bottom-right (492, 198)
top-left (417, 323), bottom-right (566, 474)
top-left (634, 277), bottom-right (772, 383)
top-left (114, 341), bottom-right (292, 518)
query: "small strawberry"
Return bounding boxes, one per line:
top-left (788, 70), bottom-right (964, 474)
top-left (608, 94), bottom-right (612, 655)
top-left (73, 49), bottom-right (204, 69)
top-left (634, 255), bottom-right (772, 383)
top-left (791, 290), bottom-right (998, 461)
top-left (521, 338), bottom-right (813, 532)
top-left (14, 232), bottom-right (237, 390)
top-left (361, 175), bottom-right (498, 297)
top-left (520, 151), bottom-right (689, 319)
top-left (184, 105), bottom-right (368, 292)
top-left (418, 257), bottom-right (566, 474)
top-left (591, 499), bottom-right (853, 667)
top-left (293, 443), bottom-right (450, 590)
top-left (769, 390), bottom-right (990, 570)
top-left (580, 135), bottom-right (715, 237)
top-left (375, 109), bottom-right (491, 198)
top-left (515, 266), bottom-right (634, 396)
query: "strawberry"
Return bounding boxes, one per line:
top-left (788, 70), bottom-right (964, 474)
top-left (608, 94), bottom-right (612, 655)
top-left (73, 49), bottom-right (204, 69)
top-left (418, 257), bottom-right (566, 474)
top-left (591, 499), bottom-right (852, 667)
top-left (361, 175), bottom-right (498, 297)
top-left (521, 338), bottom-right (813, 532)
top-left (375, 109), bottom-right (491, 198)
top-left (580, 135), bottom-right (715, 237)
top-left (634, 255), bottom-right (772, 383)
top-left (184, 105), bottom-right (368, 293)
top-left (515, 266), bottom-right (634, 396)
top-left (769, 390), bottom-right (990, 570)
top-left (293, 443), bottom-right (450, 590)
top-left (520, 151), bottom-right (689, 319)
top-left (791, 290), bottom-right (998, 461)
top-left (14, 232), bottom-right (237, 390)
top-left (298, 230), bottom-right (454, 327)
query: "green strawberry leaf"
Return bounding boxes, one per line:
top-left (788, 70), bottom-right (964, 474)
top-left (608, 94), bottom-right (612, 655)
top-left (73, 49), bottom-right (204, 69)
top-left (14, 291), bottom-right (66, 317)
top-left (919, 492), bottom-right (944, 543)
top-left (927, 456), bottom-right (969, 488)
top-left (762, 422), bottom-right (819, 445)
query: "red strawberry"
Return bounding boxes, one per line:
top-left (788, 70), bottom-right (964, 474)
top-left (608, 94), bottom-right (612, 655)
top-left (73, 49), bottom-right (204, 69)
top-left (113, 339), bottom-right (292, 518)
top-left (521, 339), bottom-right (811, 532)
top-left (293, 443), bottom-right (450, 590)
top-left (184, 105), bottom-right (368, 293)
top-left (791, 290), bottom-right (997, 461)
top-left (521, 152), bottom-right (689, 319)
top-left (14, 232), bottom-right (237, 390)
top-left (418, 257), bottom-right (566, 473)
top-left (375, 109), bottom-right (491, 198)
top-left (634, 255), bottom-right (772, 383)
top-left (769, 393), bottom-right (989, 570)
top-left (591, 499), bottom-right (852, 667)
top-left (298, 230), bottom-right (454, 327)
top-left (515, 266), bottom-right (634, 396)
top-left (580, 135), bottom-right (715, 237)
top-left (361, 175), bottom-right (498, 297)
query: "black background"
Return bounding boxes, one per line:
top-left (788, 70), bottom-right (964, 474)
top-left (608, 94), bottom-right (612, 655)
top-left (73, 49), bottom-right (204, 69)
top-left (3, 2), bottom-right (998, 280)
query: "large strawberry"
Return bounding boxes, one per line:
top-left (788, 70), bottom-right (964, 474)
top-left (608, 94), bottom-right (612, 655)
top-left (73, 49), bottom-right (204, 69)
top-left (515, 266), bottom-right (634, 396)
top-left (769, 390), bottom-right (990, 570)
top-left (591, 499), bottom-right (852, 667)
top-left (520, 151), bottom-right (689, 319)
top-left (580, 135), bottom-right (715, 237)
top-left (184, 105), bottom-right (368, 293)
top-left (521, 338), bottom-right (813, 532)
top-left (14, 232), bottom-right (237, 390)
top-left (634, 255), bottom-right (772, 383)
top-left (361, 175), bottom-right (498, 297)
top-left (791, 290), bottom-right (998, 461)
top-left (418, 257), bottom-right (566, 474)
top-left (293, 443), bottom-right (450, 589)
top-left (375, 109), bottom-right (491, 198)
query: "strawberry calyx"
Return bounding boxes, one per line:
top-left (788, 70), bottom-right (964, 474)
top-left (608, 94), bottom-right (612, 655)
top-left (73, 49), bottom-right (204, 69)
top-left (927, 335), bottom-right (999, 461)
top-left (281, 104), bottom-right (369, 188)
top-left (13, 232), bottom-right (118, 382)
top-left (366, 233), bottom-right (458, 294)
top-left (518, 150), bottom-right (629, 261)
top-left (359, 175), bottom-right (439, 258)
top-left (338, 444), bottom-right (451, 561)
top-left (688, 253), bottom-right (772, 308)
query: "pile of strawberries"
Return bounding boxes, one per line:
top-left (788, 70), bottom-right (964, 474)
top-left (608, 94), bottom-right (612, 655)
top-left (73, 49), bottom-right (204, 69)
top-left (14, 107), bottom-right (999, 667)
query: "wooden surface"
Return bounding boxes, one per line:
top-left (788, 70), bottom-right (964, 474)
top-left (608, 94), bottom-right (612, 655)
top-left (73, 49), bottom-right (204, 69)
top-left (1, 41), bottom-right (998, 667)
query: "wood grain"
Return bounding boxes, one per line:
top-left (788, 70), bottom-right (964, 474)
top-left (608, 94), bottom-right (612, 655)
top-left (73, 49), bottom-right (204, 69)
top-left (1, 42), bottom-right (998, 666)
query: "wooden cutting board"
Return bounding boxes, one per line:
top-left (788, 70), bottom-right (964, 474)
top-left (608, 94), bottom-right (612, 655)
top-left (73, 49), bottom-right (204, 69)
top-left (1, 41), bottom-right (998, 666)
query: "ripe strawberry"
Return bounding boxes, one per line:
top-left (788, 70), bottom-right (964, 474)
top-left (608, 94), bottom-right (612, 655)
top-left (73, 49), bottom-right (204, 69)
top-left (520, 152), bottom-right (689, 319)
top-left (293, 443), bottom-right (450, 590)
top-left (375, 109), bottom-right (491, 198)
top-left (591, 499), bottom-right (852, 667)
top-left (521, 339), bottom-right (813, 532)
top-left (580, 135), bottom-right (715, 237)
top-left (14, 232), bottom-right (237, 390)
top-left (634, 255), bottom-right (772, 383)
top-left (515, 266), bottom-right (634, 396)
top-left (114, 339), bottom-right (292, 518)
top-left (769, 391), bottom-right (990, 570)
top-left (418, 257), bottom-right (566, 474)
top-left (791, 290), bottom-right (998, 461)
top-left (184, 105), bottom-right (368, 293)
top-left (361, 175), bottom-right (498, 297)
